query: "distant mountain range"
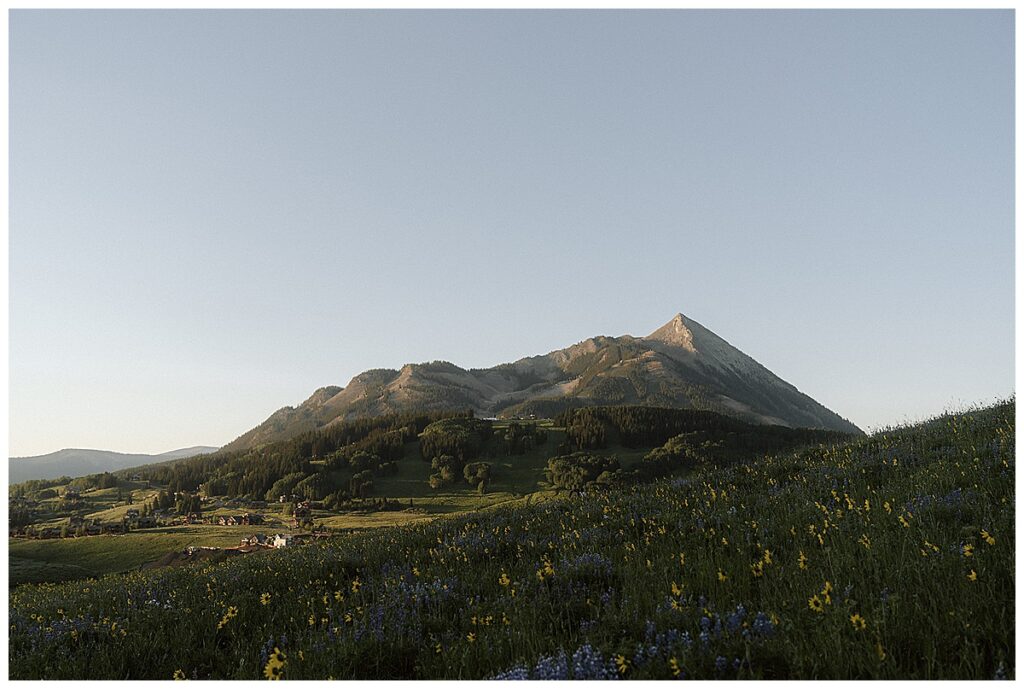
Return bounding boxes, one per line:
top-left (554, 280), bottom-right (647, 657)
top-left (225, 313), bottom-right (861, 452)
top-left (8, 446), bottom-right (218, 484)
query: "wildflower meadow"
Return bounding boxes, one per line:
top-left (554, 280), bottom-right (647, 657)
top-left (8, 400), bottom-right (1014, 680)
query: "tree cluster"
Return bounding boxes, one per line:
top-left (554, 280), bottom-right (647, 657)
top-left (544, 452), bottom-right (621, 492)
top-left (428, 455), bottom-right (461, 489)
top-left (419, 416), bottom-right (491, 463)
top-left (463, 462), bottom-right (492, 493)
top-left (498, 422), bottom-right (547, 456)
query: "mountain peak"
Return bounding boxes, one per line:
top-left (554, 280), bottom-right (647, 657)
top-left (223, 314), bottom-right (863, 451)
top-left (645, 313), bottom-right (697, 352)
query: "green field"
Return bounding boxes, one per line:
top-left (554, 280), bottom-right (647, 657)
top-left (9, 526), bottom-right (252, 586)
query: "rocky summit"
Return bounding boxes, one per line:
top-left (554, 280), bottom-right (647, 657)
top-left (225, 314), bottom-right (860, 451)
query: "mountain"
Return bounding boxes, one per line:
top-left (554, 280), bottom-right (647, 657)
top-left (224, 313), bottom-right (861, 452)
top-left (9, 446), bottom-right (219, 484)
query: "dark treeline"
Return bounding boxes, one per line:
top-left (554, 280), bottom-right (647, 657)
top-left (9, 476), bottom-right (74, 497)
top-left (556, 406), bottom-right (851, 453)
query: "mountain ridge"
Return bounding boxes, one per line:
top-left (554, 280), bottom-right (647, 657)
top-left (9, 446), bottom-right (219, 484)
top-left (223, 313), bottom-right (861, 452)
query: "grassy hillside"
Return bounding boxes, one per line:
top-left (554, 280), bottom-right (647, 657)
top-left (9, 527), bottom-right (251, 586)
top-left (9, 400), bottom-right (1013, 679)
top-left (22, 481), bottom-right (155, 518)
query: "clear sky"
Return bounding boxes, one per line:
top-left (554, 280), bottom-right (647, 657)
top-left (9, 10), bottom-right (1014, 457)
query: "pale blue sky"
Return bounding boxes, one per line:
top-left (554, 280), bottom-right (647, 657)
top-left (10, 10), bottom-right (1014, 456)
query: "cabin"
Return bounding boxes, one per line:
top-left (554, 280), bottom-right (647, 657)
top-left (218, 515), bottom-right (239, 526)
top-left (272, 534), bottom-right (293, 548)
top-left (240, 513), bottom-right (263, 526)
top-left (240, 533), bottom-right (269, 547)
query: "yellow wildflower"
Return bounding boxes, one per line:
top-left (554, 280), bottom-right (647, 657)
top-left (263, 648), bottom-right (286, 680)
top-left (216, 606), bottom-right (238, 630)
top-left (615, 654), bottom-right (631, 675)
top-left (808, 595), bottom-right (824, 613)
top-left (850, 613), bottom-right (866, 631)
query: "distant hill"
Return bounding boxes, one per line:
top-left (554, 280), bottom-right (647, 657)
top-left (8, 446), bottom-right (218, 484)
top-left (225, 313), bottom-right (861, 452)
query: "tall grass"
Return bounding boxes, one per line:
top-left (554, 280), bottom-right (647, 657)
top-left (9, 400), bottom-right (1014, 679)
